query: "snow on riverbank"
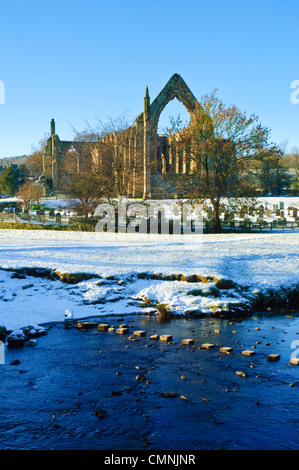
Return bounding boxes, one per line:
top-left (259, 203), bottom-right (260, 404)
top-left (0, 229), bottom-right (298, 330)
top-left (0, 229), bottom-right (298, 288)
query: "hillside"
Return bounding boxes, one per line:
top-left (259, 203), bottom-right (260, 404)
top-left (0, 155), bottom-right (28, 168)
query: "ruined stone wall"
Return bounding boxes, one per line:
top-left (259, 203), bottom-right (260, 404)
top-left (43, 74), bottom-right (198, 198)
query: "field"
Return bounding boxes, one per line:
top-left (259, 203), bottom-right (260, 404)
top-left (0, 227), bottom-right (298, 330)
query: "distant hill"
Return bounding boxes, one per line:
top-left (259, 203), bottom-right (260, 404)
top-left (0, 155), bottom-right (29, 169)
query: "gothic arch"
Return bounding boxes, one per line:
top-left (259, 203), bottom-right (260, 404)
top-left (149, 74), bottom-right (198, 129)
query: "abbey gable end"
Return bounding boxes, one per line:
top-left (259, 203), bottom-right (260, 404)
top-left (42, 74), bottom-right (198, 198)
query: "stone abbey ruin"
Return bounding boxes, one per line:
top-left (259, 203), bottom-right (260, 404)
top-left (42, 74), bottom-right (198, 198)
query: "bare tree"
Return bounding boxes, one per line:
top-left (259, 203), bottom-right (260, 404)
top-left (167, 90), bottom-right (276, 232)
top-left (64, 169), bottom-right (103, 217)
top-left (71, 113), bottom-right (144, 199)
top-left (18, 182), bottom-right (44, 210)
top-left (25, 133), bottom-right (50, 180)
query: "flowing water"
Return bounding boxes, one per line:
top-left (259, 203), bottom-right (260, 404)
top-left (0, 313), bottom-right (298, 450)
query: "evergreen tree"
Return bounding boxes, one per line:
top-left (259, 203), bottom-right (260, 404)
top-left (0, 165), bottom-right (24, 196)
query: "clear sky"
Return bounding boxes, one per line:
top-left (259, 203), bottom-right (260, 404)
top-left (0, 0), bottom-right (298, 158)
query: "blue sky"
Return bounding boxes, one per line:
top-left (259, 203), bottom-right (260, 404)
top-left (0, 0), bottom-right (298, 158)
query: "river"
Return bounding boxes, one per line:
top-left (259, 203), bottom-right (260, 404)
top-left (0, 312), bottom-right (298, 450)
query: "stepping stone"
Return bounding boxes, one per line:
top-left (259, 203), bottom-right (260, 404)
top-left (77, 322), bottom-right (98, 330)
top-left (290, 358), bottom-right (299, 365)
top-left (97, 323), bottom-right (109, 331)
top-left (214, 329), bottom-right (220, 334)
top-left (133, 330), bottom-right (146, 337)
top-left (182, 338), bottom-right (194, 346)
top-left (201, 343), bottom-right (215, 350)
top-left (160, 334), bottom-right (173, 342)
top-left (242, 350), bottom-right (256, 357)
top-left (220, 347), bottom-right (233, 354)
top-left (267, 354), bottom-right (280, 362)
top-left (149, 334), bottom-right (158, 340)
top-left (116, 327), bottom-right (129, 335)
top-left (108, 327), bottom-right (114, 332)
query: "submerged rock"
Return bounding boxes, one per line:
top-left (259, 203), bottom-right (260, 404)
top-left (159, 392), bottom-right (178, 398)
top-left (236, 371), bottom-right (247, 378)
top-left (95, 408), bottom-right (107, 419)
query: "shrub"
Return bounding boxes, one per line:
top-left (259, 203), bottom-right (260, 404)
top-left (140, 297), bottom-right (153, 308)
top-left (0, 221), bottom-right (97, 232)
top-left (187, 288), bottom-right (204, 296)
top-left (137, 272), bottom-right (149, 279)
top-left (157, 302), bottom-right (173, 321)
top-left (208, 286), bottom-right (221, 297)
top-left (215, 279), bottom-right (237, 290)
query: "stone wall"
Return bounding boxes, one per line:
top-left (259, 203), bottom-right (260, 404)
top-left (43, 74), bottom-right (198, 198)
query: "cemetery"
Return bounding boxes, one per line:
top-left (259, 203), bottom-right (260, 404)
top-left (0, 196), bottom-right (298, 233)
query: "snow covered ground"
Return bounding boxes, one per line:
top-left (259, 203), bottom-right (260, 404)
top-left (0, 228), bottom-right (298, 330)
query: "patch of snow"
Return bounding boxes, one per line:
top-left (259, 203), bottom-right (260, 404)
top-left (0, 228), bottom-right (297, 330)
